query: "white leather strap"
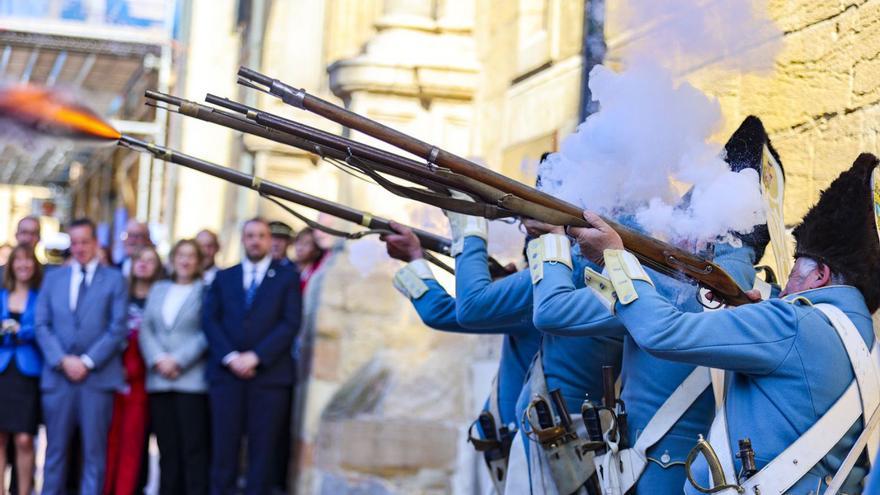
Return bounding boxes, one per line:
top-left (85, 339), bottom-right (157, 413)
top-left (595, 367), bottom-right (712, 494)
top-left (823, 401), bottom-right (880, 494)
top-left (729, 381), bottom-right (861, 494)
top-left (815, 303), bottom-right (880, 463)
top-left (635, 367), bottom-right (711, 452)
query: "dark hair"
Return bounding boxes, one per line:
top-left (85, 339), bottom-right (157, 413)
top-left (294, 227), bottom-right (326, 262)
top-left (196, 229), bottom-right (219, 248)
top-left (129, 246), bottom-right (165, 295)
top-left (169, 239), bottom-right (204, 282)
top-left (243, 217), bottom-right (269, 231)
top-left (3, 245), bottom-right (43, 291)
top-left (17, 216), bottom-right (40, 234)
top-left (68, 218), bottom-right (97, 239)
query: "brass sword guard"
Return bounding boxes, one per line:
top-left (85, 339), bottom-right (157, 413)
top-left (684, 435), bottom-right (744, 494)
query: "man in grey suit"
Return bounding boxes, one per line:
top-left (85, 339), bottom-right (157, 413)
top-left (36, 218), bottom-right (128, 495)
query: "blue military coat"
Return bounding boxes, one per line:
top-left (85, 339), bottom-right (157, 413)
top-left (455, 236), bottom-right (624, 417)
top-left (531, 241), bottom-right (757, 494)
top-left (612, 264), bottom-right (872, 493)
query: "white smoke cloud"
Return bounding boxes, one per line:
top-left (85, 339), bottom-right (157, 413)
top-left (347, 237), bottom-right (392, 277)
top-left (487, 219), bottom-right (526, 266)
top-left (614, 0), bottom-right (782, 73)
top-left (538, 0), bottom-right (782, 245)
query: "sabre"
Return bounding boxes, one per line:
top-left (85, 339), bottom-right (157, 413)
top-left (236, 66), bottom-right (753, 306)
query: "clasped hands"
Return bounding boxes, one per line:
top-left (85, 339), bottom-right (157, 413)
top-left (227, 351), bottom-right (260, 379)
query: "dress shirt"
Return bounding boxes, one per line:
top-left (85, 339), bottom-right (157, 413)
top-left (69, 258), bottom-right (100, 312)
top-left (68, 257), bottom-right (100, 369)
top-left (222, 255), bottom-right (271, 368)
top-left (242, 255), bottom-right (271, 289)
top-left (121, 257), bottom-right (132, 279)
top-left (203, 265), bottom-right (219, 285)
top-left (161, 283), bottom-right (195, 328)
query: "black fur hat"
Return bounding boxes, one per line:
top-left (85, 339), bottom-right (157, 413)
top-left (793, 153), bottom-right (880, 312)
top-left (722, 115), bottom-right (783, 262)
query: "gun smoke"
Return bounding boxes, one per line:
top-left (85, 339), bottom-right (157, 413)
top-left (539, 0), bottom-right (782, 246)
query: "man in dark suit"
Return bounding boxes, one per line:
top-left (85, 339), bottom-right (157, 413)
top-left (203, 217), bottom-right (302, 495)
top-left (35, 218), bottom-right (128, 494)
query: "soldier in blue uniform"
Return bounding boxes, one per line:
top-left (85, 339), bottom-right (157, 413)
top-left (380, 221), bottom-right (541, 494)
top-left (447, 211), bottom-right (623, 494)
top-left (526, 117), bottom-right (777, 494)
top-left (569, 153), bottom-right (880, 494)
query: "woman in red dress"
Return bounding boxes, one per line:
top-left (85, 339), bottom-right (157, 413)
top-left (103, 246), bottom-right (164, 495)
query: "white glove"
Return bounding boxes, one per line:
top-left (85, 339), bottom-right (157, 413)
top-left (444, 190), bottom-right (488, 257)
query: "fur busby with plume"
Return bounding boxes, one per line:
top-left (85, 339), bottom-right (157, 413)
top-left (793, 153), bottom-right (880, 312)
top-left (722, 115), bottom-right (783, 262)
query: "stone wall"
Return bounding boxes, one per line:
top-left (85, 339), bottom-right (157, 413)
top-left (605, 0), bottom-right (880, 224)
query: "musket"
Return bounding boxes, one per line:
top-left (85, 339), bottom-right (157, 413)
top-left (147, 90), bottom-right (516, 221)
top-left (145, 91), bottom-right (456, 198)
top-left (200, 93), bottom-right (518, 220)
top-left (238, 66), bottom-right (752, 306)
top-left (116, 135), bottom-right (455, 261)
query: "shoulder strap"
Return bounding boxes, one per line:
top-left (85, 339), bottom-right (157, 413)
top-left (823, 403), bottom-right (880, 494)
top-left (487, 373), bottom-right (508, 434)
top-left (814, 303), bottom-right (880, 453)
top-left (633, 367), bottom-right (711, 453)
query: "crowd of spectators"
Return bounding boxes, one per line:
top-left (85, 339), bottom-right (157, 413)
top-left (0, 214), bottom-right (328, 495)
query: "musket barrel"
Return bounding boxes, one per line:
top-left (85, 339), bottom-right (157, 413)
top-left (203, 94), bottom-right (452, 191)
top-left (238, 66), bottom-right (274, 87)
top-left (152, 91), bottom-right (458, 196)
top-left (145, 90), bottom-right (185, 106)
top-left (117, 135), bottom-right (452, 256)
top-left (204, 94), bottom-right (251, 116)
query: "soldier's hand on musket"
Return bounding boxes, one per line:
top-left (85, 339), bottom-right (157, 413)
top-left (381, 221), bottom-right (424, 262)
top-left (568, 211), bottom-right (623, 264)
top-left (704, 288), bottom-right (764, 304)
top-left (520, 218), bottom-right (564, 237)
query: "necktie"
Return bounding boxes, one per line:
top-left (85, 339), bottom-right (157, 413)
top-left (76, 266), bottom-right (89, 313)
top-left (245, 267), bottom-right (258, 308)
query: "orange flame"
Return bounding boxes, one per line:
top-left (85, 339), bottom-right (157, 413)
top-left (0, 85), bottom-right (120, 140)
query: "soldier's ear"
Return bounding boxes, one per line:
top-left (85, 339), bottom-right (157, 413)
top-left (813, 263), bottom-right (833, 288)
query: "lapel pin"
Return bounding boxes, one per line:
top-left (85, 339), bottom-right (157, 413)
top-left (267, 269), bottom-right (276, 278)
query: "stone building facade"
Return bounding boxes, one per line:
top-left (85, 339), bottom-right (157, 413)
top-left (160, 1), bottom-right (880, 494)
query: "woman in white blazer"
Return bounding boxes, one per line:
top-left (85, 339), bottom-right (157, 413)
top-left (139, 239), bottom-right (209, 495)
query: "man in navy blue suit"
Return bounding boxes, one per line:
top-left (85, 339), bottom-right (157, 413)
top-left (203, 217), bottom-right (302, 495)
